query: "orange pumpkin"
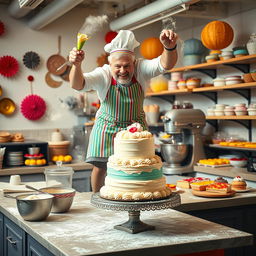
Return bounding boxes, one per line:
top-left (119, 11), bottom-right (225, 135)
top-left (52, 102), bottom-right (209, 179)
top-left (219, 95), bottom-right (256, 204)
top-left (140, 37), bottom-right (163, 60)
top-left (201, 21), bottom-right (234, 50)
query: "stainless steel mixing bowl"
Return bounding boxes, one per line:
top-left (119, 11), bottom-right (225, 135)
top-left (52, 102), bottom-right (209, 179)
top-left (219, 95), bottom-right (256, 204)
top-left (160, 143), bottom-right (188, 165)
top-left (16, 193), bottom-right (54, 221)
top-left (40, 187), bottom-right (76, 213)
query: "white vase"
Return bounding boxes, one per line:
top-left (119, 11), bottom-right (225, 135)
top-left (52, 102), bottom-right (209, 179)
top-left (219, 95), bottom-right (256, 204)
top-left (246, 33), bottom-right (256, 55)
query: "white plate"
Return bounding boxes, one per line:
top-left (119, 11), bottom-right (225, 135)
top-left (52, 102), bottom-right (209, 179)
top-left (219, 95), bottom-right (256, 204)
top-left (232, 187), bottom-right (252, 193)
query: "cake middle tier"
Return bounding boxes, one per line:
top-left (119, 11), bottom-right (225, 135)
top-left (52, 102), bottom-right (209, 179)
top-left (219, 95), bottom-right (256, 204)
top-left (114, 137), bottom-right (155, 158)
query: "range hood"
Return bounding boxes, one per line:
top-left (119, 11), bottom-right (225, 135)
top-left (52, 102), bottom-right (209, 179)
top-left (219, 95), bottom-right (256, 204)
top-left (109, 0), bottom-right (200, 31)
top-left (8, 0), bottom-right (84, 30)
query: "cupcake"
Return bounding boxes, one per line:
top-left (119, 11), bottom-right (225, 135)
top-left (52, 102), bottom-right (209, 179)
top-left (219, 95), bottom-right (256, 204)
top-left (231, 176), bottom-right (247, 190)
top-left (214, 176), bottom-right (228, 183)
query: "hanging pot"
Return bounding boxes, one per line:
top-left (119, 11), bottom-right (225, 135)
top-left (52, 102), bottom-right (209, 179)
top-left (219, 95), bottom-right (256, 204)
top-left (0, 98), bottom-right (16, 115)
top-left (47, 36), bottom-right (67, 76)
top-left (45, 72), bottom-right (63, 88)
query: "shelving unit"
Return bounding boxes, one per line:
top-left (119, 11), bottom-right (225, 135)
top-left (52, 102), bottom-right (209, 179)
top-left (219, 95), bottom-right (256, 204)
top-left (145, 54), bottom-right (256, 142)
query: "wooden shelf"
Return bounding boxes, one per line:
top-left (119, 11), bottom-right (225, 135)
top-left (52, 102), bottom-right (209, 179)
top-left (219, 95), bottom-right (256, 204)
top-left (193, 82), bottom-right (256, 92)
top-left (208, 144), bottom-right (256, 152)
top-left (206, 115), bottom-right (256, 120)
top-left (145, 82), bottom-right (256, 97)
top-left (146, 88), bottom-right (191, 97)
top-left (169, 54), bottom-right (256, 72)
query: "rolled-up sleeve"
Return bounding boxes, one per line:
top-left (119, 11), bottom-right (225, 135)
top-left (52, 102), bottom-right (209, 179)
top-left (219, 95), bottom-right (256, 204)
top-left (80, 65), bottom-right (111, 102)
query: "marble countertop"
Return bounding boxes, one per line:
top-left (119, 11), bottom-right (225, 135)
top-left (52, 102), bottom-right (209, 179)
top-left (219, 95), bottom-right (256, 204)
top-left (0, 192), bottom-right (253, 256)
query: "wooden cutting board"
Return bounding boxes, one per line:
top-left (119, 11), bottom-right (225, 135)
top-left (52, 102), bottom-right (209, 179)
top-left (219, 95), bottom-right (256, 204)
top-left (192, 189), bottom-right (236, 198)
top-left (0, 181), bottom-right (47, 193)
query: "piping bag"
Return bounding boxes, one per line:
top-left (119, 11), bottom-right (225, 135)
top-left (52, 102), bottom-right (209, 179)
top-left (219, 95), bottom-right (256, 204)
top-left (56, 15), bottom-right (108, 71)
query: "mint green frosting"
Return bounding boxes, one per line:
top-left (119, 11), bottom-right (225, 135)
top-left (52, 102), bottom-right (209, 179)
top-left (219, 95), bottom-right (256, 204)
top-left (107, 168), bottom-right (163, 180)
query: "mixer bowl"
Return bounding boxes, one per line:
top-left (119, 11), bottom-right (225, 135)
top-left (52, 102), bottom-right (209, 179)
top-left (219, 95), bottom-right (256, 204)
top-left (160, 143), bottom-right (188, 165)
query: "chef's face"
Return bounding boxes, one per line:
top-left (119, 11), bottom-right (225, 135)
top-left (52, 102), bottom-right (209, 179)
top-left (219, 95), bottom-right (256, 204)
top-left (110, 54), bottom-right (135, 85)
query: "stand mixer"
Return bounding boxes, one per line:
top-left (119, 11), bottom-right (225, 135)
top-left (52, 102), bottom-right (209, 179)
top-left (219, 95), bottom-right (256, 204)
top-left (160, 109), bottom-right (206, 175)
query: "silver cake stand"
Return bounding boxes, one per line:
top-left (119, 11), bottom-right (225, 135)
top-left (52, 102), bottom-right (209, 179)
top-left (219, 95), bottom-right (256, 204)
top-left (91, 193), bottom-right (181, 234)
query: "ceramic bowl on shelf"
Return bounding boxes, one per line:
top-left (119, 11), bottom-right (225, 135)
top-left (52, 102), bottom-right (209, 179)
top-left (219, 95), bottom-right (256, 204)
top-left (247, 108), bottom-right (256, 115)
top-left (229, 158), bottom-right (248, 168)
top-left (251, 72), bottom-right (256, 81)
top-left (214, 110), bottom-right (224, 116)
top-left (243, 73), bottom-right (254, 83)
top-left (213, 78), bottom-right (226, 87)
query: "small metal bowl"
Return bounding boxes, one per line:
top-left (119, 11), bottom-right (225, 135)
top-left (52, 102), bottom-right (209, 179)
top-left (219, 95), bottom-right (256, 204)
top-left (28, 147), bottom-right (40, 155)
top-left (40, 187), bottom-right (76, 213)
top-left (16, 193), bottom-right (54, 221)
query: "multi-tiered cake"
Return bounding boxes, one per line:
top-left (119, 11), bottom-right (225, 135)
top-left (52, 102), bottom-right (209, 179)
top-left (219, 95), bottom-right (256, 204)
top-left (100, 123), bottom-right (171, 201)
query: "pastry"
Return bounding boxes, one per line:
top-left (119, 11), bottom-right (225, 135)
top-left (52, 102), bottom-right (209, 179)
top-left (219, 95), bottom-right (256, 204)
top-left (231, 176), bottom-right (247, 190)
top-left (206, 183), bottom-right (231, 193)
top-left (214, 176), bottom-right (228, 183)
top-left (176, 177), bottom-right (210, 189)
top-left (190, 180), bottom-right (214, 191)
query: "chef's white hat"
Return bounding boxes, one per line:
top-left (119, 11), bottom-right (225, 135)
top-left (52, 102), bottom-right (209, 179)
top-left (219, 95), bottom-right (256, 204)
top-left (104, 30), bottom-right (140, 54)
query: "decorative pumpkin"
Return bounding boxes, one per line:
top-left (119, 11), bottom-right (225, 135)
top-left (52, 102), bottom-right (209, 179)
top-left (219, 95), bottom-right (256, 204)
top-left (201, 21), bottom-right (234, 50)
top-left (105, 31), bottom-right (118, 43)
top-left (140, 37), bottom-right (163, 60)
top-left (183, 38), bottom-right (206, 55)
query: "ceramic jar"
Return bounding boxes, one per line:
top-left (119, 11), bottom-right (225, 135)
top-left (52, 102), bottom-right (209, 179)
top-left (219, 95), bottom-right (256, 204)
top-left (246, 33), bottom-right (256, 55)
top-left (213, 77), bottom-right (225, 87)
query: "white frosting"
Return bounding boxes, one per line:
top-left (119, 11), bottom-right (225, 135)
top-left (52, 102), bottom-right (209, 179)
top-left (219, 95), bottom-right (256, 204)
top-left (100, 123), bottom-right (170, 201)
top-left (114, 137), bottom-right (155, 159)
top-left (108, 155), bottom-right (162, 168)
top-left (100, 176), bottom-right (171, 201)
top-left (233, 176), bottom-right (245, 182)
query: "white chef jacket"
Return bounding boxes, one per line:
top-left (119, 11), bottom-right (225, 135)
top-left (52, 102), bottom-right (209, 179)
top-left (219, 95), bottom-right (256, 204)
top-left (80, 56), bottom-right (165, 102)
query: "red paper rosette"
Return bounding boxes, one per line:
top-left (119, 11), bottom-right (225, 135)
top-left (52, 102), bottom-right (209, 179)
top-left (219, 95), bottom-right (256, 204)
top-left (0, 55), bottom-right (19, 77)
top-left (20, 94), bottom-right (46, 120)
top-left (0, 21), bottom-right (5, 36)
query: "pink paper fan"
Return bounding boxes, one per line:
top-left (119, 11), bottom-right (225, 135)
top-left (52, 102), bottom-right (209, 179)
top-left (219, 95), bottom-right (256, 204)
top-left (20, 94), bottom-right (46, 120)
top-left (0, 55), bottom-right (19, 77)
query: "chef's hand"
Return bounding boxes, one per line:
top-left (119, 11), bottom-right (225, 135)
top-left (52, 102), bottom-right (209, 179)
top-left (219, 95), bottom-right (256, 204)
top-left (69, 47), bottom-right (85, 66)
top-left (159, 29), bottom-right (178, 49)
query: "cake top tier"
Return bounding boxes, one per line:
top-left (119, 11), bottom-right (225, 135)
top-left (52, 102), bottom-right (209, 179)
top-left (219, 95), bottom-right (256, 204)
top-left (116, 123), bottom-right (152, 139)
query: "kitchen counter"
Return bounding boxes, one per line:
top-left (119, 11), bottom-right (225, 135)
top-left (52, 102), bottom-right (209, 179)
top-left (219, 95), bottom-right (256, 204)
top-left (0, 191), bottom-right (253, 256)
top-left (0, 162), bottom-right (93, 176)
top-left (194, 165), bottom-right (256, 182)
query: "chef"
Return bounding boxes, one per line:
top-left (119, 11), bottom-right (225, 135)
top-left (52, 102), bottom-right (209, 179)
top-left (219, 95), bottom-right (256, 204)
top-left (69, 29), bottom-right (178, 192)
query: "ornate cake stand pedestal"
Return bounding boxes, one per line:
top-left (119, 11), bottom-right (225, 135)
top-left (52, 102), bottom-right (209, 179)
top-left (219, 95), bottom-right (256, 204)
top-left (91, 193), bottom-right (181, 234)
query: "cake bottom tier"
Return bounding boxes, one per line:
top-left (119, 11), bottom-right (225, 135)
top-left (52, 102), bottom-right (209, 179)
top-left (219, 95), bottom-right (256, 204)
top-left (100, 176), bottom-right (171, 201)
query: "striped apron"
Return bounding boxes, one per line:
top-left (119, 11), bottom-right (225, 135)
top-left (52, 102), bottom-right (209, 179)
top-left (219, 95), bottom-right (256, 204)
top-left (86, 76), bottom-right (147, 166)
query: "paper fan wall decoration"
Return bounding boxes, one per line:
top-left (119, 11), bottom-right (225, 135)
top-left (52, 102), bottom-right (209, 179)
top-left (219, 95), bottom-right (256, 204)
top-left (0, 21), bottom-right (5, 36)
top-left (20, 94), bottom-right (46, 120)
top-left (0, 55), bottom-right (19, 77)
top-left (23, 51), bottom-right (40, 69)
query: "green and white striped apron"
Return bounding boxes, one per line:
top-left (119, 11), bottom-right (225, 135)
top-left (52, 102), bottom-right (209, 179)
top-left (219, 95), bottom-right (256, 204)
top-left (86, 76), bottom-right (147, 166)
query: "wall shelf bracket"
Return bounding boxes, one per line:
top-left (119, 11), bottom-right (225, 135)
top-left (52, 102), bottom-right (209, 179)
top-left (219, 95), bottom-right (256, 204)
top-left (152, 95), bottom-right (175, 103)
top-left (224, 63), bottom-right (250, 73)
top-left (206, 119), bottom-right (218, 129)
top-left (229, 89), bottom-right (251, 103)
top-left (195, 91), bottom-right (217, 103)
top-left (193, 69), bottom-right (216, 78)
